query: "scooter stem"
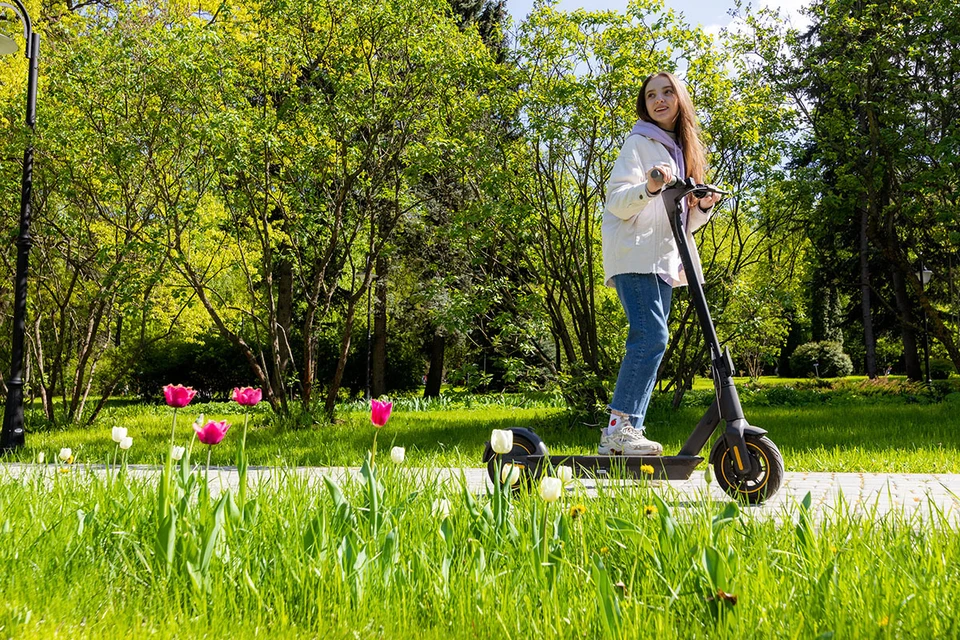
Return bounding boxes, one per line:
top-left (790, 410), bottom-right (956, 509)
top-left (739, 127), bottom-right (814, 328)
top-left (662, 179), bottom-right (755, 475)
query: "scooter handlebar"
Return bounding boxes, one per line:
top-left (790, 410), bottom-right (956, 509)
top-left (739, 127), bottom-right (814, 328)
top-left (650, 169), bottom-right (729, 199)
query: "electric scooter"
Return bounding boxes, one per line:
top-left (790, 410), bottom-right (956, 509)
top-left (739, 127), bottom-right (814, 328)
top-left (482, 174), bottom-right (784, 503)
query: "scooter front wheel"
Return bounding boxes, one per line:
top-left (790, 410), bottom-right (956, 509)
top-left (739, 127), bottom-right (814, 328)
top-left (712, 434), bottom-right (784, 504)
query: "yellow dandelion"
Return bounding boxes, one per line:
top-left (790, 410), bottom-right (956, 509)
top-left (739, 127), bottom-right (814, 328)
top-left (59, 467), bottom-right (70, 474)
top-left (879, 616), bottom-right (889, 627)
top-left (644, 504), bottom-right (658, 517)
top-left (67, 455), bottom-right (74, 464)
top-left (830, 545), bottom-right (838, 554)
top-left (569, 504), bottom-right (587, 519)
top-left (600, 546), bottom-right (609, 554)
top-left (640, 464), bottom-right (655, 475)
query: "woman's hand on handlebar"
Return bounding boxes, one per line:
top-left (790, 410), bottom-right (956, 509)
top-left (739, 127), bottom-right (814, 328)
top-left (646, 164), bottom-right (673, 195)
top-left (687, 189), bottom-right (721, 211)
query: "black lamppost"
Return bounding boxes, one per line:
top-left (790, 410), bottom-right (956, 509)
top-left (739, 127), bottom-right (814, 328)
top-left (917, 264), bottom-right (933, 386)
top-left (0, 0), bottom-right (39, 453)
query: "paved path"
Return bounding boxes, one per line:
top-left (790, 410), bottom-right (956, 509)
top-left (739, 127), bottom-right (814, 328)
top-left (8, 465), bottom-right (960, 520)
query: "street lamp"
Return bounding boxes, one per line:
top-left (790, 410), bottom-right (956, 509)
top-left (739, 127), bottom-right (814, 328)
top-left (0, 0), bottom-right (39, 453)
top-left (917, 264), bottom-right (933, 386)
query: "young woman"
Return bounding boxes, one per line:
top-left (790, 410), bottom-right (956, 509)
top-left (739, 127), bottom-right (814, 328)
top-left (599, 72), bottom-right (720, 455)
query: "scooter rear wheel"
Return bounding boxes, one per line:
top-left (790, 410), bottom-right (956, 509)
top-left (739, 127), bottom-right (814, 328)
top-left (484, 428), bottom-right (548, 489)
top-left (712, 434), bottom-right (783, 504)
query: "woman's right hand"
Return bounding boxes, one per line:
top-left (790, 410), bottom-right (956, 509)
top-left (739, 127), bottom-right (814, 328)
top-left (646, 164), bottom-right (673, 195)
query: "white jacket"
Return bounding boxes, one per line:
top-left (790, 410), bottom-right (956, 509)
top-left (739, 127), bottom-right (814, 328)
top-left (601, 134), bottom-right (712, 287)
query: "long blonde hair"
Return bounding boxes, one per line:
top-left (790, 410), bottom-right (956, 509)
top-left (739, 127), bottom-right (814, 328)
top-left (635, 72), bottom-right (706, 184)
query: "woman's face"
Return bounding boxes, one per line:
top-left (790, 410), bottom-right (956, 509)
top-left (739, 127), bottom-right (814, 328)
top-left (644, 75), bottom-right (679, 130)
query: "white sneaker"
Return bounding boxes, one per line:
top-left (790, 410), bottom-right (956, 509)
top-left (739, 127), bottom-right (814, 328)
top-left (599, 425), bottom-right (663, 456)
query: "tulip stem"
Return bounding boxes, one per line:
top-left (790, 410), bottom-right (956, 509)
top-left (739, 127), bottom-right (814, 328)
top-left (542, 505), bottom-right (549, 572)
top-left (238, 410), bottom-right (250, 509)
top-left (170, 408), bottom-right (178, 450)
top-left (205, 446), bottom-right (212, 505)
top-left (371, 429), bottom-right (379, 468)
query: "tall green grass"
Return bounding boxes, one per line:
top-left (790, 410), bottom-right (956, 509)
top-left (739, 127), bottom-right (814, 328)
top-left (0, 462), bottom-right (958, 638)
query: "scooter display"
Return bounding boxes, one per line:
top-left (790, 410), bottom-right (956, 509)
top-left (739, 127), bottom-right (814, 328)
top-left (482, 174), bottom-right (784, 503)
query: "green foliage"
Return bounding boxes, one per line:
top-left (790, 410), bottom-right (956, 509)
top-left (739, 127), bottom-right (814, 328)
top-left (790, 341), bottom-right (854, 378)
top-left (133, 334), bottom-right (253, 401)
top-left (929, 358), bottom-right (957, 381)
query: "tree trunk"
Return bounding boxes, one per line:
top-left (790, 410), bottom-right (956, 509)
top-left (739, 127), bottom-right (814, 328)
top-left (891, 268), bottom-right (922, 380)
top-left (859, 207), bottom-right (877, 378)
top-left (277, 257), bottom-right (294, 375)
top-left (325, 296), bottom-right (359, 420)
top-left (424, 327), bottom-right (444, 398)
top-left (372, 256), bottom-right (388, 398)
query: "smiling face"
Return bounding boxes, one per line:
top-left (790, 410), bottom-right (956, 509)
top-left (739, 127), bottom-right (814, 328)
top-left (643, 75), bottom-right (679, 130)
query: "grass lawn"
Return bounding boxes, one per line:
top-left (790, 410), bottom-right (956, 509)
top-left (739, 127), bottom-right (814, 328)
top-left (3, 386), bottom-right (960, 638)
top-left (18, 384), bottom-right (960, 474)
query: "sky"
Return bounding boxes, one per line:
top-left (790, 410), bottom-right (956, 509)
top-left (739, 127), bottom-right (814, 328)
top-left (506, 0), bottom-right (812, 34)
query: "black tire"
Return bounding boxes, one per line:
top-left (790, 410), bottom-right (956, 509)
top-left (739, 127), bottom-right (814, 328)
top-left (712, 435), bottom-right (784, 504)
top-left (484, 428), bottom-right (548, 489)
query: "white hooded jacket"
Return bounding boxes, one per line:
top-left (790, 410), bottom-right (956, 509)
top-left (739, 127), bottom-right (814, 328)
top-left (601, 134), bottom-right (712, 287)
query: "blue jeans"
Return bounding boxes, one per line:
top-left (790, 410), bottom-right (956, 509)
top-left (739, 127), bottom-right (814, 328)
top-left (609, 273), bottom-right (673, 427)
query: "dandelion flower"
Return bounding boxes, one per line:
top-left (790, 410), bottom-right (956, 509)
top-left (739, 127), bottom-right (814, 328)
top-left (569, 504), bottom-right (586, 519)
top-left (640, 464), bottom-right (655, 475)
top-left (644, 504), bottom-right (658, 517)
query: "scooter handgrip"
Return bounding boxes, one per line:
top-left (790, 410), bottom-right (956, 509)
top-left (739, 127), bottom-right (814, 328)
top-left (650, 168), bottom-right (679, 188)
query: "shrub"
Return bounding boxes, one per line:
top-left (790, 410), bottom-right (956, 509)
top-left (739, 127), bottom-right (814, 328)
top-left (789, 341), bottom-right (854, 378)
top-left (133, 334), bottom-right (252, 401)
top-left (929, 358), bottom-right (956, 381)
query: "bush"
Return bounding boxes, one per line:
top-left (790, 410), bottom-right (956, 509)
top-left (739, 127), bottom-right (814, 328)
top-left (789, 341), bottom-right (854, 378)
top-left (929, 358), bottom-right (956, 381)
top-left (133, 334), bottom-right (252, 401)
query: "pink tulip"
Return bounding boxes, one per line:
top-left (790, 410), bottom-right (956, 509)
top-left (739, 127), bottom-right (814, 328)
top-left (232, 387), bottom-right (262, 407)
top-left (370, 399), bottom-right (392, 428)
top-left (164, 384), bottom-right (197, 408)
top-left (194, 420), bottom-right (231, 445)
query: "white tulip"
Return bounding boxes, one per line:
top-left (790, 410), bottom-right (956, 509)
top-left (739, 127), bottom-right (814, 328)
top-left (500, 463), bottom-right (522, 486)
top-left (431, 498), bottom-right (451, 520)
top-left (390, 446), bottom-right (405, 464)
top-left (111, 426), bottom-right (127, 443)
top-left (58, 448), bottom-right (72, 462)
top-left (171, 446), bottom-right (185, 461)
top-left (490, 429), bottom-right (514, 455)
top-left (539, 476), bottom-right (563, 503)
top-left (119, 437), bottom-right (133, 451)
top-left (556, 465), bottom-right (574, 485)
top-left (36, 452), bottom-right (45, 464)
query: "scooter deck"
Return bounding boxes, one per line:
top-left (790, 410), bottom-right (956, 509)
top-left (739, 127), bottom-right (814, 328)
top-left (524, 454), bottom-right (703, 481)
